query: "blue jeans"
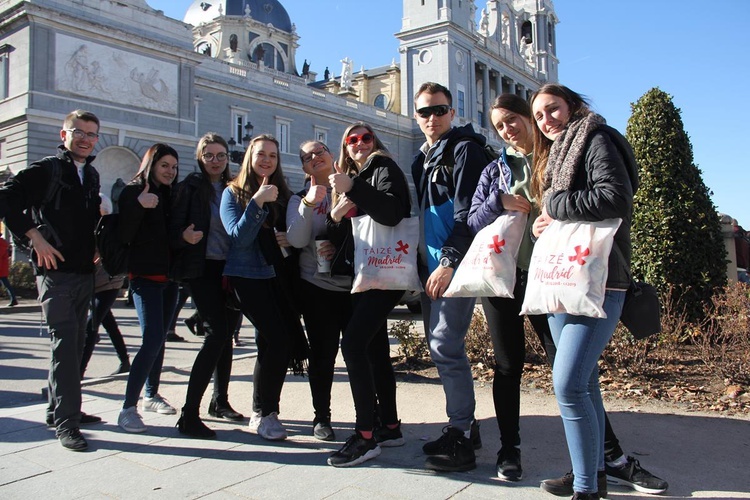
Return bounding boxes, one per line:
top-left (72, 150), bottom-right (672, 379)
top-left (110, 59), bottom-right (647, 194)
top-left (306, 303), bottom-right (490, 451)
top-left (123, 278), bottom-right (178, 409)
top-left (548, 290), bottom-right (626, 494)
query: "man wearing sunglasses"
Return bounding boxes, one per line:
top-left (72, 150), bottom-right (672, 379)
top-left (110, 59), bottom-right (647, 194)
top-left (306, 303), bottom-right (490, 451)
top-left (411, 82), bottom-right (491, 473)
top-left (0, 110), bottom-right (103, 451)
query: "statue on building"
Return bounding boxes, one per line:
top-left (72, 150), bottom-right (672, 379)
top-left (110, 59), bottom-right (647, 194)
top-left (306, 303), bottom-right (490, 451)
top-left (502, 14), bottom-right (510, 47)
top-left (519, 36), bottom-right (535, 67)
top-left (479, 9), bottom-right (489, 34)
top-left (244, 4), bottom-right (251, 17)
top-left (340, 57), bottom-right (353, 89)
top-left (324, 66), bottom-right (330, 80)
top-left (229, 34), bottom-right (238, 53)
top-left (302, 59), bottom-right (310, 76)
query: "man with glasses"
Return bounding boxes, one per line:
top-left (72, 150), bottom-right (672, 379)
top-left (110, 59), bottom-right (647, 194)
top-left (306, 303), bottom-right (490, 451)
top-left (1, 110), bottom-right (102, 451)
top-left (410, 82), bottom-right (490, 472)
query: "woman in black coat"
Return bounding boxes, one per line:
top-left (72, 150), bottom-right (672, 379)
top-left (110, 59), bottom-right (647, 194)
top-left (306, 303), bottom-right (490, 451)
top-left (170, 133), bottom-right (243, 438)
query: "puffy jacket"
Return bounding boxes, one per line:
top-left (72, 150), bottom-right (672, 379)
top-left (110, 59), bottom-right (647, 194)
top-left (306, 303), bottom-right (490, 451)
top-left (467, 149), bottom-right (514, 234)
top-left (545, 125), bottom-right (639, 290)
top-left (118, 180), bottom-right (173, 277)
top-left (410, 124), bottom-right (488, 272)
top-left (1, 147), bottom-right (100, 275)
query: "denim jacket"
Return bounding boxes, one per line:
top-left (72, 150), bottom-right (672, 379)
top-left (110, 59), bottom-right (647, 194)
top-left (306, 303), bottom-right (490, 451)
top-left (220, 187), bottom-right (275, 279)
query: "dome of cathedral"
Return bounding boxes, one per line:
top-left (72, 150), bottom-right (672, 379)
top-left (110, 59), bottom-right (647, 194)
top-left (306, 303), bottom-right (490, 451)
top-left (183, 0), bottom-right (292, 33)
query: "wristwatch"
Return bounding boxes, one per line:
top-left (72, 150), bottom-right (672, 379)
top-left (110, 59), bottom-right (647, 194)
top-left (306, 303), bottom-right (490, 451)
top-left (439, 256), bottom-right (454, 269)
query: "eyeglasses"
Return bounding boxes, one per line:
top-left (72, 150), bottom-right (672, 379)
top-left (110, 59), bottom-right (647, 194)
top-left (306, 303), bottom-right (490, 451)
top-left (64, 129), bottom-right (99, 140)
top-left (345, 133), bottom-right (374, 146)
top-left (415, 105), bottom-right (451, 119)
top-left (301, 147), bottom-right (329, 164)
top-left (201, 152), bottom-right (228, 162)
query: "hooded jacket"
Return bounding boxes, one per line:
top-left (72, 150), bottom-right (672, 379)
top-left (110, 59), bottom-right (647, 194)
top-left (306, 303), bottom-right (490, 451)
top-left (410, 123), bottom-right (489, 272)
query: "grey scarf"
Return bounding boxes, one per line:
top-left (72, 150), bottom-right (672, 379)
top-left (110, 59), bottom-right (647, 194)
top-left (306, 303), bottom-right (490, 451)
top-left (542, 112), bottom-right (606, 207)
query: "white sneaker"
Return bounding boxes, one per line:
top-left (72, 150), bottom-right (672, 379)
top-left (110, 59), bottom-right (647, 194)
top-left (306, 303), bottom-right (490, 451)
top-left (247, 411), bottom-right (262, 434)
top-left (142, 394), bottom-right (176, 415)
top-left (257, 412), bottom-right (287, 441)
top-left (118, 406), bottom-right (147, 433)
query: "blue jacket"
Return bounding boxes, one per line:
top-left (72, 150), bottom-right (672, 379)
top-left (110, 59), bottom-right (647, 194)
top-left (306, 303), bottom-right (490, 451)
top-left (220, 187), bottom-right (275, 279)
top-left (410, 124), bottom-right (488, 272)
top-left (467, 149), bottom-right (514, 235)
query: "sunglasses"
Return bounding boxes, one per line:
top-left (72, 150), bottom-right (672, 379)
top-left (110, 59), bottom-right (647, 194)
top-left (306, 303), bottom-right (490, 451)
top-left (345, 133), bottom-right (374, 146)
top-left (415, 104), bottom-right (451, 119)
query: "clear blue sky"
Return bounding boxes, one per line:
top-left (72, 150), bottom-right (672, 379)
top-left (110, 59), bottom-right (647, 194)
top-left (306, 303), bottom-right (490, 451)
top-left (148, 0), bottom-right (749, 226)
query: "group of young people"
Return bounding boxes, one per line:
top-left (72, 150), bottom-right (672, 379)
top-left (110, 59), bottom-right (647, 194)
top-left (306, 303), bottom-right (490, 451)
top-left (0, 80), bottom-right (669, 500)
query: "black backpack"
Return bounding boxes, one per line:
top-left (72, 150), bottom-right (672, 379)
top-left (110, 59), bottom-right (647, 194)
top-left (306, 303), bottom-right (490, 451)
top-left (95, 213), bottom-right (129, 277)
top-left (441, 136), bottom-right (500, 174)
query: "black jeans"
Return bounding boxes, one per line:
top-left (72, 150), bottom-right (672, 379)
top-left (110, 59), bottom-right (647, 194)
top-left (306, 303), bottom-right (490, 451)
top-left (183, 260), bottom-right (241, 411)
top-left (81, 288), bottom-right (128, 376)
top-left (340, 288), bottom-right (402, 431)
top-left (299, 279), bottom-right (352, 422)
top-left (232, 276), bottom-right (291, 416)
top-left (481, 268), bottom-right (551, 449)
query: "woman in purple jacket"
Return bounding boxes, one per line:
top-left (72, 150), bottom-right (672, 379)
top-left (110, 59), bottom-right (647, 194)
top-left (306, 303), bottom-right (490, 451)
top-left (467, 94), bottom-right (553, 482)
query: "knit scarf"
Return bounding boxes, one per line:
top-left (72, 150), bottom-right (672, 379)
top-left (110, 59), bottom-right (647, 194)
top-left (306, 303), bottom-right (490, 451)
top-left (542, 112), bottom-right (606, 206)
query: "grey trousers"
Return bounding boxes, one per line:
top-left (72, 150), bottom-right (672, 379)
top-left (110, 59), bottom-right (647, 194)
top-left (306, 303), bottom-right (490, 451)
top-left (38, 271), bottom-right (93, 433)
top-left (420, 291), bottom-right (477, 432)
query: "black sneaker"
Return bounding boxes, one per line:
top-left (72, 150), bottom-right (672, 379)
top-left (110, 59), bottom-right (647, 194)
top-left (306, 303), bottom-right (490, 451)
top-left (184, 316), bottom-right (205, 336)
top-left (166, 331), bottom-right (186, 342)
top-left (313, 419), bottom-right (336, 441)
top-left (605, 456), bottom-right (668, 494)
top-left (423, 420), bottom-right (481, 455)
top-left (46, 412), bottom-right (102, 427)
top-left (424, 427), bottom-right (476, 472)
top-left (57, 428), bottom-right (88, 451)
top-left (327, 432), bottom-right (381, 467)
top-left (373, 420), bottom-right (404, 447)
top-left (497, 446), bottom-right (523, 481)
top-left (540, 470), bottom-right (608, 498)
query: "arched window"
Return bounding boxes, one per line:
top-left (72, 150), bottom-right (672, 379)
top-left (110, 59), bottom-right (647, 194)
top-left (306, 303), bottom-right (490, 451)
top-left (374, 94), bottom-right (388, 110)
top-left (521, 21), bottom-right (533, 43)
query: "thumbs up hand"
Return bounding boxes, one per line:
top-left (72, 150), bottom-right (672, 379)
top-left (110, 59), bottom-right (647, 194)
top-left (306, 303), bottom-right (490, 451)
top-left (137, 182), bottom-right (159, 209)
top-left (305, 174), bottom-right (327, 207)
top-left (329, 162), bottom-right (353, 194)
top-left (182, 223), bottom-right (204, 245)
top-left (252, 174), bottom-right (278, 207)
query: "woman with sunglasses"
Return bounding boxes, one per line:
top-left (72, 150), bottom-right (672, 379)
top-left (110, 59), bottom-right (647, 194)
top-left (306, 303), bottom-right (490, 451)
top-left (220, 134), bottom-right (303, 441)
top-left (326, 123), bottom-right (411, 467)
top-left (170, 132), bottom-right (243, 439)
top-left (530, 84), bottom-right (637, 500)
top-left (117, 143), bottom-right (180, 434)
top-left (467, 93), bottom-right (555, 482)
top-left (286, 140), bottom-right (353, 441)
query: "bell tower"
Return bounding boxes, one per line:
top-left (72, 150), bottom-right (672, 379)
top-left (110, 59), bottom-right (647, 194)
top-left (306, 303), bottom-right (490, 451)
top-left (398, 0), bottom-right (558, 135)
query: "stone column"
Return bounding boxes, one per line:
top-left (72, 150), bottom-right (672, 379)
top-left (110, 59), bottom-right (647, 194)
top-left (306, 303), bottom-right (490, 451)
top-left (482, 64), bottom-right (490, 128)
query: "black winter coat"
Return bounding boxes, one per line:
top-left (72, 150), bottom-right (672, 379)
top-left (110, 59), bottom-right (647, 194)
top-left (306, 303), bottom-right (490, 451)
top-left (118, 180), bottom-right (172, 277)
top-left (169, 173), bottom-right (214, 281)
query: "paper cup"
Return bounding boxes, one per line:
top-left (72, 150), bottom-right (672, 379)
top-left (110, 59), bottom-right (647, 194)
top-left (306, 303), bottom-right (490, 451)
top-left (315, 239), bottom-right (332, 273)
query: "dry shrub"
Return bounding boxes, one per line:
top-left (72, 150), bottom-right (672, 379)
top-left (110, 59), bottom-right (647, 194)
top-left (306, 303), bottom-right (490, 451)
top-left (465, 306), bottom-right (495, 369)
top-left (696, 282), bottom-right (750, 385)
top-left (389, 319), bottom-right (428, 362)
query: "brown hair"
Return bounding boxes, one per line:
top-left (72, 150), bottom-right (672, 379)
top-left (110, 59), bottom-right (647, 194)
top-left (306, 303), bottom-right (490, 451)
top-left (334, 123), bottom-right (390, 206)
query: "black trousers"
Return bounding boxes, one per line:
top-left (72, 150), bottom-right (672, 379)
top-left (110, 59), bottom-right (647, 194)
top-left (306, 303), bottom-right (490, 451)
top-left (340, 288), bottom-right (402, 431)
top-left (183, 260), bottom-right (241, 411)
top-left (232, 276), bottom-right (291, 416)
top-left (299, 279), bottom-right (352, 422)
top-left (483, 267), bottom-right (622, 458)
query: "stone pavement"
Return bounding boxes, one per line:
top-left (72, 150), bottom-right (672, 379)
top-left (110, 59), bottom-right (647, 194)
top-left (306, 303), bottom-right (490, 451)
top-left (0, 298), bottom-right (748, 499)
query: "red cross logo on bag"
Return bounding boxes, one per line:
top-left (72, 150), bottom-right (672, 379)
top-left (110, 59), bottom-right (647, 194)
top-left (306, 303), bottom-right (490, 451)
top-left (395, 240), bottom-right (409, 254)
top-left (568, 245), bottom-right (590, 265)
top-left (489, 235), bottom-right (506, 254)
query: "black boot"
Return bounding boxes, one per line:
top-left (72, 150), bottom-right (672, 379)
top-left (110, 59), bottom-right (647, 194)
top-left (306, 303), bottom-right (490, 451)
top-left (111, 356), bottom-right (130, 375)
top-left (177, 408), bottom-right (216, 439)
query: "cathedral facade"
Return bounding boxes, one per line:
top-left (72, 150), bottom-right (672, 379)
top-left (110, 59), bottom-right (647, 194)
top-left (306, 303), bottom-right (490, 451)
top-left (0, 0), bottom-right (558, 198)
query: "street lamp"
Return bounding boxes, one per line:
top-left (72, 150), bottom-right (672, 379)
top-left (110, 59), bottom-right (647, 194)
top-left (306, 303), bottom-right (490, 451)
top-left (242, 121), bottom-right (254, 149)
top-left (227, 137), bottom-right (244, 163)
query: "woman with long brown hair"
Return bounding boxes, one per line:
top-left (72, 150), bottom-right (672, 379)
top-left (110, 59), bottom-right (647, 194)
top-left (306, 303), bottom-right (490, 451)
top-left (220, 134), bottom-right (303, 441)
top-left (117, 143), bottom-right (179, 434)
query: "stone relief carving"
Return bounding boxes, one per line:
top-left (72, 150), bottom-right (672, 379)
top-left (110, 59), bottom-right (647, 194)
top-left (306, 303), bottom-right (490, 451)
top-left (55, 34), bottom-right (178, 114)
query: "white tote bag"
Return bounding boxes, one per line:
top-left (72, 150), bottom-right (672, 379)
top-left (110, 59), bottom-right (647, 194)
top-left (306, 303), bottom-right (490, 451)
top-left (444, 211), bottom-right (527, 298)
top-left (350, 215), bottom-right (422, 294)
top-left (520, 218), bottom-right (621, 318)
